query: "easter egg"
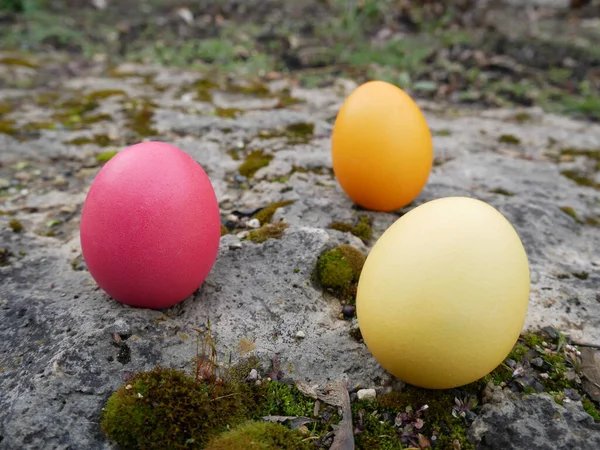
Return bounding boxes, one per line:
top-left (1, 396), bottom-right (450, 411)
top-left (331, 80), bottom-right (433, 212)
top-left (356, 197), bottom-right (530, 389)
top-left (80, 141), bottom-right (221, 309)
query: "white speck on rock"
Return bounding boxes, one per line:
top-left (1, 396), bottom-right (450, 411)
top-left (296, 331), bottom-right (306, 339)
top-left (247, 218), bottom-right (261, 229)
top-left (357, 389), bottom-right (376, 400)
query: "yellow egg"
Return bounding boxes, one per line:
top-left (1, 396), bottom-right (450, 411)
top-left (331, 80), bottom-right (433, 212)
top-left (356, 197), bottom-right (530, 389)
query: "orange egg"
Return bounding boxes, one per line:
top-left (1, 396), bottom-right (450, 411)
top-left (331, 80), bottom-right (433, 212)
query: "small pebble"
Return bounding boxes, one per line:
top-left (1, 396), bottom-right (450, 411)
top-left (296, 331), bottom-right (306, 339)
top-left (236, 231), bottom-right (249, 239)
top-left (229, 242), bottom-right (242, 250)
top-left (247, 369), bottom-right (258, 381)
top-left (247, 218), bottom-right (260, 229)
top-left (531, 357), bottom-right (544, 367)
top-left (226, 214), bottom-right (239, 223)
top-left (234, 175), bottom-right (247, 183)
top-left (357, 388), bottom-right (376, 400)
top-left (342, 305), bottom-right (356, 319)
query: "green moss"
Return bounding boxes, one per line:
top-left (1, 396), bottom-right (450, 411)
top-left (253, 200), bottom-right (295, 225)
top-left (81, 113), bottom-right (112, 125)
top-left (354, 383), bottom-right (478, 450)
top-left (256, 122), bottom-right (314, 145)
top-left (572, 271), bottom-right (589, 280)
top-left (329, 215), bottom-right (372, 242)
top-left (511, 112), bottom-right (533, 123)
top-left (9, 219), bottom-right (23, 232)
top-left (23, 122), bottom-right (56, 131)
top-left (64, 134), bottom-right (116, 147)
top-left (52, 97), bottom-right (100, 129)
top-left (123, 99), bottom-right (158, 138)
top-left (227, 82), bottom-right (271, 97)
top-left (522, 333), bottom-right (544, 349)
top-left (489, 188), bottom-right (515, 196)
top-left (561, 170), bottom-right (599, 189)
top-left (316, 244), bottom-right (366, 304)
top-left (498, 134), bottom-right (521, 145)
top-left (221, 224), bottom-right (229, 237)
top-left (585, 216), bottom-right (600, 226)
top-left (285, 122), bottom-right (314, 144)
top-left (433, 129), bottom-right (452, 136)
top-left (96, 151), bottom-right (118, 163)
top-left (276, 89), bottom-right (303, 108)
top-left (238, 150), bottom-right (274, 178)
top-left (216, 108), bottom-right (244, 119)
top-left (508, 343), bottom-right (528, 362)
top-left (100, 366), bottom-right (257, 449)
top-left (560, 147), bottom-right (600, 161)
top-left (0, 120), bottom-right (17, 136)
top-left (583, 399), bottom-right (600, 421)
top-left (205, 420), bottom-right (314, 450)
top-left (0, 57), bottom-right (38, 68)
top-left (87, 90), bottom-right (127, 101)
top-left (560, 206), bottom-right (583, 223)
top-left (257, 379), bottom-right (339, 440)
top-left (247, 223), bottom-right (288, 243)
top-left (261, 381), bottom-right (314, 417)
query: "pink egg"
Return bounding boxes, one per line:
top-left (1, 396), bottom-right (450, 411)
top-left (80, 141), bottom-right (221, 309)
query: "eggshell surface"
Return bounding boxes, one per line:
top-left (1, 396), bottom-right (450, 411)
top-left (80, 141), bottom-right (221, 309)
top-left (356, 197), bottom-right (530, 389)
top-left (331, 80), bottom-right (433, 212)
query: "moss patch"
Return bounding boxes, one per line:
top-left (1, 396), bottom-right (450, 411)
top-left (256, 122), bottom-right (314, 145)
top-left (215, 107), bottom-right (244, 119)
top-left (64, 134), bottom-right (118, 147)
top-left (100, 366), bottom-right (257, 449)
top-left (354, 382), bottom-right (479, 450)
top-left (561, 170), bottom-right (599, 189)
top-left (205, 421), bottom-right (314, 450)
top-left (238, 150), bottom-right (273, 178)
top-left (247, 222), bottom-right (288, 243)
top-left (253, 200), bottom-right (295, 225)
top-left (9, 219), bottom-right (23, 232)
top-left (498, 134), bottom-right (521, 145)
top-left (122, 98), bottom-right (158, 138)
top-left (220, 224), bottom-right (229, 237)
top-left (315, 244), bottom-right (366, 304)
top-left (329, 215), bottom-right (372, 242)
top-left (0, 56), bottom-right (38, 68)
top-left (96, 151), bottom-right (118, 163)
top-left (560, 206), bottom-right (583, 223)
top-left (0, 119), bottom-right (17, 136)
top-left (489, 188), bottom-right (515, 196)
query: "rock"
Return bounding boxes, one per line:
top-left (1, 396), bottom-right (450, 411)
top-left (246, 369), bottom-right (258, 381)
top-left (247, 218), bottom-right (261, 229)
top-left (1, 48), bottom-right (600, 450)
top-left (296, 330), bottom-right (306, 339)
top-left (468, 385), bottom-right (600, 449)
top-left (357, 389), bottom-right (376, 401)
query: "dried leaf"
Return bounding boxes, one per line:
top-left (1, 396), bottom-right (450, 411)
top-left (418, 433), bottom-right (431, 449)
top-left (580, 347), bottom-right (600, 402)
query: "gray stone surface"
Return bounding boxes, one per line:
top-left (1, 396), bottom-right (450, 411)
top-left (1, 55), bottom-right (599, 449)
top-left (469, 384), bottom-right (600, 449)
